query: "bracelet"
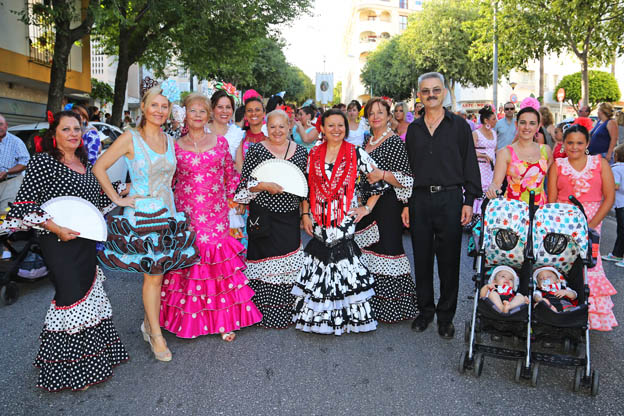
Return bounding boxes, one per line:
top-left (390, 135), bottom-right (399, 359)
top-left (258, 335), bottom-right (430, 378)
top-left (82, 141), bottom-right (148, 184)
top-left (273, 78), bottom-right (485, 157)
top-left (363, 205), bottom-right (371, 213)
top-left (300, 212), bottom-right (311, 218)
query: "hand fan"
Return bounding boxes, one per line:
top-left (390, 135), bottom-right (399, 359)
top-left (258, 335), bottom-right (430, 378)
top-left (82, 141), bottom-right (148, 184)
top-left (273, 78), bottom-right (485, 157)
top-left (251, 159), bottom-right (308, 197)
top-left (41, 196), bottom-right (108, 242)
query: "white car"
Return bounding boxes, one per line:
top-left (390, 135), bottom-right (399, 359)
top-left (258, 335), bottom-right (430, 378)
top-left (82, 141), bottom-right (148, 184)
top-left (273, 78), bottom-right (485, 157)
top-left (8, 122), bottom-right (128, 184)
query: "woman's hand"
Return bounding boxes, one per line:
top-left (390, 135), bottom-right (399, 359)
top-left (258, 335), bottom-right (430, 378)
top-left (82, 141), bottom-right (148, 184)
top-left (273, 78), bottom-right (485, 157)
top-left (485, 182), bottom-right (501, 200)
top-left (260, 182), bottom-right (284, 195)
top-left (121, 183), bottom-right (131, 196)
top-left (401, 206), bottom-right (409, 228)
top-left (367, 168), bottom-right (385, 184)
top-left (302, 214), bottom-right (313, 236)
top-left (348, 206), bottom-right (369, 223)
top-left (235, 203), bottom-right (246, 215)
top-left (56, 226), bottom-right (80, 242)
top-left (115, 195), bottom-right (138, 208)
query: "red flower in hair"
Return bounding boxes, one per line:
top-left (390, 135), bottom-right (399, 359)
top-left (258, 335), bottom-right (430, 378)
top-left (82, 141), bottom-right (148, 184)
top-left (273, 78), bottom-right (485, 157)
top-left (34, 135), bottom-right (43, 153)
top-left (47, 111), bottom-right (54, 124)
top-left (572, 116), bottom-right (593, 132)
top-left (277, 105), bottom-right (294, 118)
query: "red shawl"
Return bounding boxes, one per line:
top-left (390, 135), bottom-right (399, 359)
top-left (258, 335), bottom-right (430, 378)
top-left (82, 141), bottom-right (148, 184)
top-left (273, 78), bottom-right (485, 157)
top-left (308, 141), bottom-right (358, 228)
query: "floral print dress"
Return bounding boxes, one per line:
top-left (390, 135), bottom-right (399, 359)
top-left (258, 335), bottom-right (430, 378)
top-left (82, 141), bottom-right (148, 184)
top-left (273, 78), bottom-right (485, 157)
top-left (505, 144), bottom-right (549, 206)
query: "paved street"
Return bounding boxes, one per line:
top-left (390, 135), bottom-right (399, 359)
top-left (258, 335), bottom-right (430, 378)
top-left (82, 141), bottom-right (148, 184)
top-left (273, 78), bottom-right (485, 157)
top-left (1, 219), bottom-right (623, 416)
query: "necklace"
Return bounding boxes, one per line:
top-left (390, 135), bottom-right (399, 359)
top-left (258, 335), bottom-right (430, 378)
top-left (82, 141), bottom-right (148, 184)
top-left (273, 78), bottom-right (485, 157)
top-left (425, 112), bottom-right (444, 131)
top-left (369, 126), bottom-right (393, 147)
top-left (187, 131), bottom-right (206, 153)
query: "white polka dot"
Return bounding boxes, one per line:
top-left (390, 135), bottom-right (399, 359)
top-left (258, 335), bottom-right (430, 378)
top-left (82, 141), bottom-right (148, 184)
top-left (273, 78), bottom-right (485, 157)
top-left (180, 299), bottom-right (186, 304)
top-left (221, 298), bottom-right (226, 303)
top-left (207, 299), bottom-right (211, 304)
top-left (165, 321), bottom-right (169, 326)
top-left (219, 327), bottom-right (225, 333)
top-left (192, 296), bottom-right (197, 302)
top-left (192, 313), bottom-right (197, 318)
top-left (228, 283), bottom-right (233, 289)
top-left (196, 285), bottom-right (201, 290)
top-left (236, 321), bottom-right (240, 326)
top-left (164, 279), bottom-right (169, 284)
top-left (246, 305), bottom-right (251, 311)
top-left (204, 325), bottom-right (208, 330)
top-left (161, 291), bottom-right (165, 297)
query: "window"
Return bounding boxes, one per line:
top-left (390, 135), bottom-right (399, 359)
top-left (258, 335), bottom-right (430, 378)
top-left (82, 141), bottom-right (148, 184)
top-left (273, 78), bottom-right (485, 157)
top-left (27, 0), bottom-right (55, 66)
top-left (399, 15), bottom-right (408, 31)
top-left (399, 0), bottom-right (408, 9)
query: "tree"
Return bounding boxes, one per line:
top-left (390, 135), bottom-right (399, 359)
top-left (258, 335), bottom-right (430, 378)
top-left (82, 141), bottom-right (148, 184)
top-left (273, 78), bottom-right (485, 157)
top-left (90, 78), bottom-right (114, 105)
top-left (361, 36), bottom-right (417, 101)
top-left (331, 81), bottom-right (342, 106)
top-left (399, 0), bottom-right (493, 109)
top-left (15, 0), bottom-right (100, 112)
top-left (554, 71), bottom-right (621, 111)
top-left (94, 0), bottom-right (311, 126)
top-left (491, 0), bottom-right (624, 107)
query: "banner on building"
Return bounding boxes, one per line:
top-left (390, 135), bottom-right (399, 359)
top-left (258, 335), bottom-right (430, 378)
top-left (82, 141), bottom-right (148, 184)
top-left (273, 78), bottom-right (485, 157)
top-left (315, 73), bottom-right (334, 104)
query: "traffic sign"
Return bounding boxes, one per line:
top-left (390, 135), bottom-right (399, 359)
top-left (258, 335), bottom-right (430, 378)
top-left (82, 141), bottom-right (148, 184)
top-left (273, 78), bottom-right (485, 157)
top-left (510, 94), bottom-right (518, 104)
top-left (557, 88), bottom-right (565, 102)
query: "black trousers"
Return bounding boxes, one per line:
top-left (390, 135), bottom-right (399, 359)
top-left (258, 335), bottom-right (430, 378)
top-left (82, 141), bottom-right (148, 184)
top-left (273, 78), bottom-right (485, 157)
top-left (409, 188), bottom-right (463, 323)
top-left (613, 207), bottom-right (624, 257)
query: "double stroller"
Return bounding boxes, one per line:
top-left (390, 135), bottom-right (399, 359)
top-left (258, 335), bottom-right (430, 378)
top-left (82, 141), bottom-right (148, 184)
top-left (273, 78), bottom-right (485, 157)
top-left (459, 193), bottom-right (599, 396)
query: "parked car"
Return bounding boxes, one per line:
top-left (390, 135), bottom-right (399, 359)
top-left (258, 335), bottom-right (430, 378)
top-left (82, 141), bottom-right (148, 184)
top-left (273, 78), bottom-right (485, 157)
top-left (8, 122), bottom-right (128, 184)
top-left (557, 115), bottom-right (599, 131)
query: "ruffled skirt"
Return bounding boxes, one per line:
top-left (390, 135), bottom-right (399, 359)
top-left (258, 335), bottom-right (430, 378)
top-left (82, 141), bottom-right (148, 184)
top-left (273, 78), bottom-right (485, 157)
top-left (292, 237), bottom-right (377, 335)
top-left (159, 236), bottom-right (262, 337)
top-left (98, 208), bottom-right (198, 275)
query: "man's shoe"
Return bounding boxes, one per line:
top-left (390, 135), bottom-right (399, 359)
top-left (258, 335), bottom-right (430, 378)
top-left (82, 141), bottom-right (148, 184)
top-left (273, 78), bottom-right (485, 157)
top-left (411, 315), bottom-right (432, 332)
top-left (438, 322), bottom-right (455, 339)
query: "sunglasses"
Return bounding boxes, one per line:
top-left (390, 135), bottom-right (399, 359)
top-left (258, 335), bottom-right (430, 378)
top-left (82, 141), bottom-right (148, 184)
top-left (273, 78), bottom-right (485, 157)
top-left (419, 87), bottom-right (443, 96)
top-left (504, 107), bottom-right (515, 111)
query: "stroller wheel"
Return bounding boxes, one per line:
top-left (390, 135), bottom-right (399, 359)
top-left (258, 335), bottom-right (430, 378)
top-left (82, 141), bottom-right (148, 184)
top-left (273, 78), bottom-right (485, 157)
top-left (458, 351), bottom-right (468, 374)
top-left (573, 366), bottom-right (583, 392)
top-left (563, 338), bottom-right (571, 354)
top-left (591, 370), bottom-right (600, 396)
top-left (473, 353), bottom-right (484, 377)
top-left (1, 282), bottom-right (18, 305)
top-left (464, 320), bottom-right (471, 344)
top-left (530, 363), bottom-right (540, 387)
top-left (514, 359), bottom-right (524, 382)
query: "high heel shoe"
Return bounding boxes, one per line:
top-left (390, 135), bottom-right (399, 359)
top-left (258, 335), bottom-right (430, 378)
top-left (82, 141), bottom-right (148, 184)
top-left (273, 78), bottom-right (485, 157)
top-left (148, 333), bottom-right (172, 362)
top-left (140, 321), bottom-right (150, 342)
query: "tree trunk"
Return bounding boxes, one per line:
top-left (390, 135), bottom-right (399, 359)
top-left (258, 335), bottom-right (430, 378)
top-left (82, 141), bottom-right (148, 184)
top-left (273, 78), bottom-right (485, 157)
top-left (449, 80), bottom-right (456, 111)
top-left (581, 55), bottom-right (589, 108)
top-left (47, 29), bottom-right (72, 113)
top-left (110, 27), bottom-right (132, 127)
top-left (612, 56), bottom-right (616, 77)
top-left (538, 54), bottom-right (545, 100)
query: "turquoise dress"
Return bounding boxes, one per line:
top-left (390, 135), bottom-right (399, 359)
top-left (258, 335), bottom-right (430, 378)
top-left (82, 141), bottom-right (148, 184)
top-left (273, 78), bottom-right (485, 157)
top-left (98, 129), bottom-right (198, 275)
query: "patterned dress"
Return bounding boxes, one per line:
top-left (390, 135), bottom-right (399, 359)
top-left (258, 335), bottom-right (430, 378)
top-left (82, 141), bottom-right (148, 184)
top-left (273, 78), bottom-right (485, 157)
top-left (159, 136), bottom-right (262, 337)
top-left (505, 144), bottom-right (548, 206)
top-left (355, 135), bottom-right (417, 322)
top-left (2, 153), bottom-right (128, 391)
top-left (555, 155), bottom-right (618, 331)
top-left (98, 129), bottom-right (198, 275)
top-left (234, 143), bottom-right (307, 328)
top-left (293, 145), bottom-right (384, 335)
top-left (474, 129), bottom-right (497, 213)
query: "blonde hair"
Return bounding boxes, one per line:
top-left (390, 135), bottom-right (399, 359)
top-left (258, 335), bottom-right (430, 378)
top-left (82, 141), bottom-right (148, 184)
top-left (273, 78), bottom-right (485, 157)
top-left (598, 102), bottom-right (614, 119)
top-left (140, 85), bottom-right (171, 128)
top-left (183, 93), bottom-right (211, 115)
top-left (394, 102), bottom-right (409, 116)
top-left (266, 109), bottom-right (289, 125)
top-left (539, 106), bottom-right (554, 126)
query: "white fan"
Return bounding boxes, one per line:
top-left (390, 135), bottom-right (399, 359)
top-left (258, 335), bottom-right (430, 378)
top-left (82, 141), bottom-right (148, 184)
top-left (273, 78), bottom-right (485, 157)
top-left (41, 196), bottom-right (108, 242)
top-left (251, 159), bottom-right (308, 197)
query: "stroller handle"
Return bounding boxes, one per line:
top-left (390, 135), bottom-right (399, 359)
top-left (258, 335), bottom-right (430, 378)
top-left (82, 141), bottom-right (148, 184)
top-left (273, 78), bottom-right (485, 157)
top-left (568, 195), bottom-right (587, 218)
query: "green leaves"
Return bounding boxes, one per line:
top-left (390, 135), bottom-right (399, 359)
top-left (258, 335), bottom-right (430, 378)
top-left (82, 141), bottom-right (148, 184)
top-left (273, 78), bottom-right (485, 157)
top-left (555, 71), bottom-right (621, 110)
top-left (90, 78), bottom-right (114, 104)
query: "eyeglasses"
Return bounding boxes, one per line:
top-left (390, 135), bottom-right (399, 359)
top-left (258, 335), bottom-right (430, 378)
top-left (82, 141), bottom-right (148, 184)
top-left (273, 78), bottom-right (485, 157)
top-left (504, 107), bottom-right (515, 111)
top-left (419, 87), bottom-right (442, 96)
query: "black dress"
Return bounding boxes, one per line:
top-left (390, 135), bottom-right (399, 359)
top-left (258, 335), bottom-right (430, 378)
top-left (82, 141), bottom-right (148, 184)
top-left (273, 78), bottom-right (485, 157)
top-left (233, 143), bottom-right (307, 328)
top-left (4, 153), bottom-right (128, 391)
top-left (355, 135), bottom-right (418, 322)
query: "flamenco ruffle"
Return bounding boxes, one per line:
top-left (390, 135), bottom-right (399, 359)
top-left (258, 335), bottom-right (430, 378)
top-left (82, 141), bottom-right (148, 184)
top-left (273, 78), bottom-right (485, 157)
top-left (34, 269), bottom-right (128, 391)
top-left (159, 237), bottom-right (262, 338)
top-left (292, 238), bottom-right (377, 335)
top-left (354, 222), bottom-right (380, 249)
top-left (587, 267), bottom-right (618, 331)
top-left (98, 214), bottom-right (199, 275)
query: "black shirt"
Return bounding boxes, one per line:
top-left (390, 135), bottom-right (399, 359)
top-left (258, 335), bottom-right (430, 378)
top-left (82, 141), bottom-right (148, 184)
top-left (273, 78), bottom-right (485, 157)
top-left (405, 108), bottom-right (481, 206)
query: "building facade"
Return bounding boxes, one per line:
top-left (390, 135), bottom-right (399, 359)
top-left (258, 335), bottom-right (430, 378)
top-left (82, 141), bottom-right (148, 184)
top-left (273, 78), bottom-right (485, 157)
top-left (342, 0), bottom-right (422, 103)
top-left (0, 0), bottom-right (91, 125)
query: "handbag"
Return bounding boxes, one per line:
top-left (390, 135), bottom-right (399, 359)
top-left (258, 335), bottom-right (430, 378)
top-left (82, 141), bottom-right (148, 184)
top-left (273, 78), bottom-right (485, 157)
top-left (246, 202), bottom-right (271, 239)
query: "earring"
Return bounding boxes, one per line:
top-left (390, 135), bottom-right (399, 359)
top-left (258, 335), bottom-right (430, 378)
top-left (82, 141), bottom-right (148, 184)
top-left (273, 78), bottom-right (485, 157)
top-left (585, 148), bottom-right (589, 155)
top-left (53, 137), bottom-right (56, 148)
top-left (80, 137), bottom-right (84, 147)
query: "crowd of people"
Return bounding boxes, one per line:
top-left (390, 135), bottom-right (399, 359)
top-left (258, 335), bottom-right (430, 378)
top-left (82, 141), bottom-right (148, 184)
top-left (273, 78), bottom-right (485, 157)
top-left (0, 70), bottom-right (621, 392)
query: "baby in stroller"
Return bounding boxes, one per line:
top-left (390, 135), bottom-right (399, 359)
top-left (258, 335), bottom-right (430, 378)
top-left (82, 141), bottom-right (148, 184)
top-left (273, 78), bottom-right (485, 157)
top-left (480, 265), bottom-right (529, 313)
top-left (533, 266), bottom-right (577, 312)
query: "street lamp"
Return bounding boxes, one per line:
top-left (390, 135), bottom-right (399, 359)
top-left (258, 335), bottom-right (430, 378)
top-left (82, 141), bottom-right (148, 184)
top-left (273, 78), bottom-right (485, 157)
top-left (510, 81), bottom-right (517, 90)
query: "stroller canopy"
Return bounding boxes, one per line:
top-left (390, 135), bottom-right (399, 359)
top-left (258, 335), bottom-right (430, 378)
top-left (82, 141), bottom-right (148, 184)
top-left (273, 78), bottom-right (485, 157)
top-left (533, 203), bottom-right (588, 273)
top-left (482, 198), bottom-right (530, 269)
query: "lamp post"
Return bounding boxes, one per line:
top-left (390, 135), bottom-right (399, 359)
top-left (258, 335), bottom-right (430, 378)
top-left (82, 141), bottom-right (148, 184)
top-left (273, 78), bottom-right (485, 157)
top-left (510, 81), bottom-right (517, 90)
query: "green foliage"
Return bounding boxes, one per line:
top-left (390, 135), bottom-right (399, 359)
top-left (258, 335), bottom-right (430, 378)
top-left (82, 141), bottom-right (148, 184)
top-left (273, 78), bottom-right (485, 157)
top-left (331, 82), bottom-right (342, 106)
top-left (554, 71), bottom-right (621, 110)
top-left (361, 37), bottom-right (416, 101)
top-left (90, 78), bottom-right (114, 103)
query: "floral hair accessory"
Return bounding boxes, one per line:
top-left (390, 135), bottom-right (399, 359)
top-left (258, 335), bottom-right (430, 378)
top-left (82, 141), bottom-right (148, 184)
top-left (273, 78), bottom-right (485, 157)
top-left (34, 135), bottom-right (44, 153)
top-left (215, 82), bottom-right (240, 104)
top-left (140, 76), bottom-right (159, 97)
top-left (572, 116), bottom-right (593, 131)
top-left (160, 78), bottom-right (181, 103)
top-left (519, 97), bottom-right (540, 111)
top-left (46, 111), bottom-right (54, 124)
top-left (171, 104), bottom-right (186, 124)
top-left (63, 103), bottom-right (74, 111)
top-left (243, 89), bottom-right (261, 102)
top-left (277, 105), bottom-right (294, 118)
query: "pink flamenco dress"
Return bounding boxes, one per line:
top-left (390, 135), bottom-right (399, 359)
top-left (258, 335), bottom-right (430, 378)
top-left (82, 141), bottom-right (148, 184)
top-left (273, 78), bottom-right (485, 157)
top-left (160, 136), bottom-right (262, 338)
top-left (505, 144), bottom-right (549, 206)
top-left (555, 155), bottom-right (618, 331)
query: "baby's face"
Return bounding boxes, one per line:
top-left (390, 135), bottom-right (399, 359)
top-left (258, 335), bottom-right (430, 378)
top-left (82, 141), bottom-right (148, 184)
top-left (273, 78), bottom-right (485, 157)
top-left (494, 271), bottom-right (514, 287)
top-left (537, 270), bottom-right (560, 287)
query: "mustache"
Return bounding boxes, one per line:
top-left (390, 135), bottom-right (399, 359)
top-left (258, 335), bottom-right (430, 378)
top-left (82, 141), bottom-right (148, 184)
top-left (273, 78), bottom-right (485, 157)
top-left (427, 96), bottom-right (437, 101)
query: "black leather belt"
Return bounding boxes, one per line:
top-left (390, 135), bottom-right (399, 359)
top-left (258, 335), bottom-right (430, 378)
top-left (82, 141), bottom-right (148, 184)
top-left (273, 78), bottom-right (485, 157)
top-left (416, 185), bottom-right (460, 194)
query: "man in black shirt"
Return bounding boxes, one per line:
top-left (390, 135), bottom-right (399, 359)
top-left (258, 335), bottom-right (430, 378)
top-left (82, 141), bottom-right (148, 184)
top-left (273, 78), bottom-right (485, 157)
top-left (402, 72), bottom-right (481, 339)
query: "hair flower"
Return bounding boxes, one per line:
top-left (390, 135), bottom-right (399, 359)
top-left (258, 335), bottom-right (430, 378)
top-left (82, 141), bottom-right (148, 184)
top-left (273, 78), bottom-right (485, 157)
top-left (34, 135), bottom-right (43, 153)
top-left (46, 111), bottom-right (54, 124)
top-left (215, 82), bottom-right (240, 105)
top-left (519, 97), bottom-right (540, 111)
top-left (63, 103), bottom-right (74, 111)
top-left (160, 78), bottom-right (181, 103)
